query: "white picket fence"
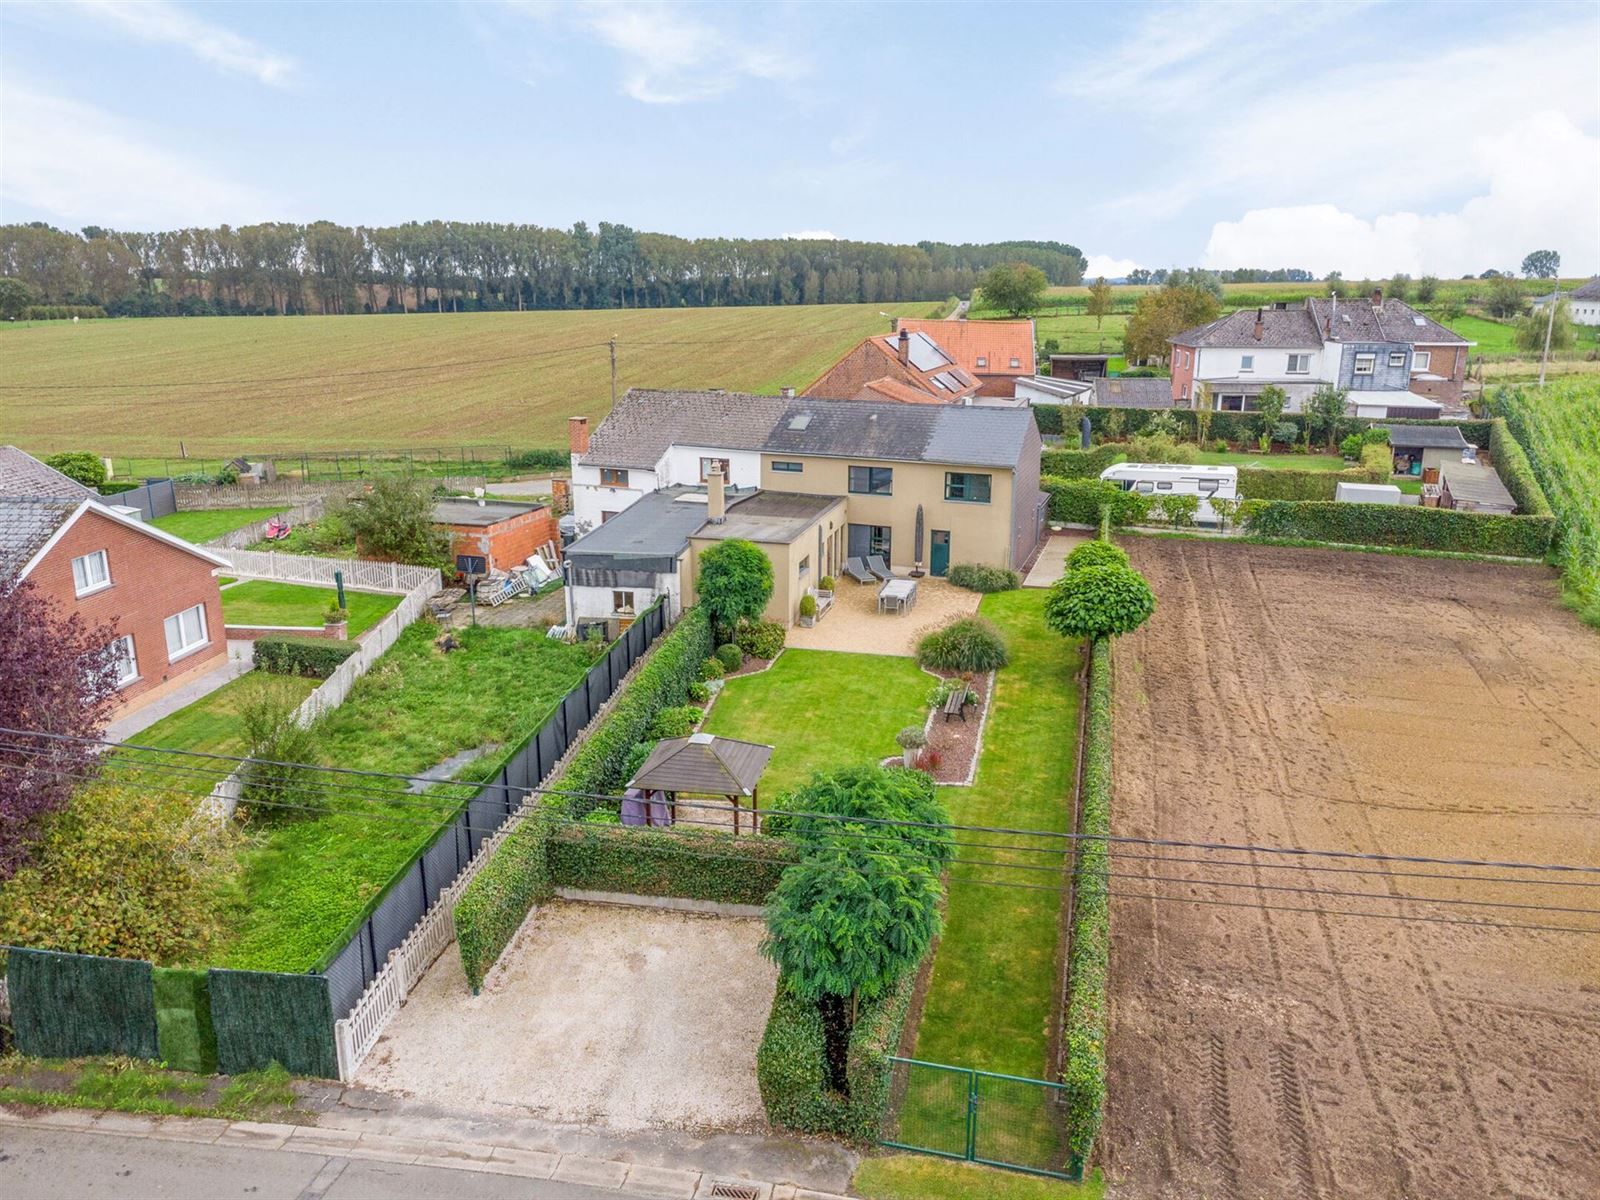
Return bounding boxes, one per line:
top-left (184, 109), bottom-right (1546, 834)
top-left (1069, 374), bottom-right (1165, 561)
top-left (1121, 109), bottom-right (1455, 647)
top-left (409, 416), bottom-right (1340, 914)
top-left (333, 797), bottom-right (535, 1080)
top-left (200, 551), bottom-right (441, 820)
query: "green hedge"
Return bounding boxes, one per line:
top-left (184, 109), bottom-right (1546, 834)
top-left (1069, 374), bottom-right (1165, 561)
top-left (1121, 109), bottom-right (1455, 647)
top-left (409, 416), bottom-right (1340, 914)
top-left (1243, 500), bottom-right (1555, 557)
top-left (253, 636), bottom-right (360, 679)
top-left (1042, 476), bottom-right (1150, 526)
top-left (756, 962), bottom-right (918, 1142)
top-left (22, 304), bottom-right (107, 320)
top-left (1486, 419), bottom-right (1553, 518)
top-left (153, 966), bottom-right (217, 1073)
top-left (1063, 639), bottom-right (1112, 1163)
top-left (97, 480), bottom-right (143, 496)
top-left (1035, 405), bottom-right (1492, 449)
top-left (1040, 445), bottom-right (1124, 478)
top-left (547, 823), bottom-right (799, 905)
top-left (455, 605), bottom-right (714, 991)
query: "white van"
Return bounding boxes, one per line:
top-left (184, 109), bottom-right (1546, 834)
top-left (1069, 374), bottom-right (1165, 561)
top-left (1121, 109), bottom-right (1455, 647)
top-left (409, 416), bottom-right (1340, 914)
top-left (1099, 463), bottom-right (1239, 524)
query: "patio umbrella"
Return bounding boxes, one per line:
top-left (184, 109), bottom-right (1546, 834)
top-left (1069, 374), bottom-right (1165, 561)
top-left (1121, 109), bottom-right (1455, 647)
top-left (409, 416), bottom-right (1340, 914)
top-left (912, 504), bottom-right (925, 577)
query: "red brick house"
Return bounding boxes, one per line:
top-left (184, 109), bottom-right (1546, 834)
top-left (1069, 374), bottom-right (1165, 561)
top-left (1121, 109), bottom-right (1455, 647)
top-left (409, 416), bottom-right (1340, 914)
top-left (895, 318), bottom-right (1036, 397)
top-left (803, 328), bottom-right (981, 404)
top-left (1, 447), bottom-right (230, 720)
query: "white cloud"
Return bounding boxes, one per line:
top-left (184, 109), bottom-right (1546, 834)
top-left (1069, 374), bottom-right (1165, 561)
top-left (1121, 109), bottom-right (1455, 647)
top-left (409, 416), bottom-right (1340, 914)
top-left (0, 81), bottom-right (270, 227)
top-left (784, 230), bottom-right (837, 240)
top-left (55, 0), bottom-right (296, 86)
top-left (1083, 254), bottom-right (1141, 280)
top-left (1202, 111), bottom-right (1600, 277)
top-left (510, 1), bottom-right (805, 104)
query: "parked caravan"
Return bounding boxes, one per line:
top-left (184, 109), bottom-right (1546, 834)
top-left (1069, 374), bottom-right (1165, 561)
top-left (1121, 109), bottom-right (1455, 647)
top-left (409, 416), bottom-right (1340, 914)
top-left (1099, 462), bottom-right (1239, 524)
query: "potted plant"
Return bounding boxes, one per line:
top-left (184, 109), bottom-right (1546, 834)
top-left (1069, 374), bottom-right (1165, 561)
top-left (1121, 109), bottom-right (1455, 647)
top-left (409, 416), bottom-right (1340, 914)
top-left (816, 575), bottom-right (835, 603)
top-left (798, 592), bottom-right (819, 628)
top-left (895, 725), bottom-right (927, 768)
top-left (324, 600), bottom-right (349, 640)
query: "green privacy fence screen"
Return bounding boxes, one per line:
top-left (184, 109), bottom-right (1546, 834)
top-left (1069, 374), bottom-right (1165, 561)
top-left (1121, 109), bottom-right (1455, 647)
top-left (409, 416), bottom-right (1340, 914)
top-left (153, 967), bottom-right (218, 1073)
top-left (208, 969), bottom-right (337, 1078)
top-left (5, 947), bottom-right (159, 1061)
top-left (882, 1056), bottom-right (1081, 1181)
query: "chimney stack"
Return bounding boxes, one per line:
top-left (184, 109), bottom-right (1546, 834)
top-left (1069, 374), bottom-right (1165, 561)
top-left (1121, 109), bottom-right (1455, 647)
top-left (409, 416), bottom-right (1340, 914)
top-left (1371, 287), bottom-right (1383, 308)
top-left (568, 416), bottom-right (590, 457)
top-left (707, 467), bottom-right (726, 524)
top-left (780, 386), bottom-right (796, 399)
top-left (1253, 307), bottom-right (1264, 341)
top-left (897, 327), bottom-right (910, 365)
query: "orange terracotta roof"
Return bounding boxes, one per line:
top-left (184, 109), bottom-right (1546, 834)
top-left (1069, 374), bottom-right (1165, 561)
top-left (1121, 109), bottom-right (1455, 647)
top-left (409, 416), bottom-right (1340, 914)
top-left (803, 333), bottom-right (979, 403)
top-left (896, 318), bottom-right (1036, 378)
top-left (858, 377), bottom-right (952, 405)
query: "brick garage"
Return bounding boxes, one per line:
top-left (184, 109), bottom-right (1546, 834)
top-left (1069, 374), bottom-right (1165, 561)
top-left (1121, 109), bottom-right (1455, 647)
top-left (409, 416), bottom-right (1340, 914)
top-left (433, 498), bottom-right (558, 575)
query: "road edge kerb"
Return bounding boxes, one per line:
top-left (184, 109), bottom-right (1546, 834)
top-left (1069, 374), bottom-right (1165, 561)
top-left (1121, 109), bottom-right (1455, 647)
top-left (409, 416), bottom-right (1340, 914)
top-left (0, 1105), bottom-right (853, 1200)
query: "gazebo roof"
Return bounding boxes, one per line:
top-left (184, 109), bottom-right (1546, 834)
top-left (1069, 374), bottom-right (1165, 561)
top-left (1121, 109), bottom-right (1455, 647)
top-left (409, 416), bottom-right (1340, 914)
top-left (627, 733), bottom-right (774, 797)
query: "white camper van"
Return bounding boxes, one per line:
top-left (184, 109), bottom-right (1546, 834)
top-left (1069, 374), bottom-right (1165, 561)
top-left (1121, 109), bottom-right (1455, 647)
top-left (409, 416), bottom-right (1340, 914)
top-left (1099, 462), bottom-right (1239, 524)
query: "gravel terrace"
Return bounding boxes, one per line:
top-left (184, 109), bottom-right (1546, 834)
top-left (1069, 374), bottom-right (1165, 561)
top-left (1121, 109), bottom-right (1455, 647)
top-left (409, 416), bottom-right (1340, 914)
top-left (784, 574), bottom-right (979, 657)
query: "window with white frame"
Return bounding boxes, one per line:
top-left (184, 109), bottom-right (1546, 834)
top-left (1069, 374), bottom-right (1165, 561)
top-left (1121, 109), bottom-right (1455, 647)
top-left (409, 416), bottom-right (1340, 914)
top-left (612, 590), bottom-right (635, 613)
top-left (110, 634), bottom-right (138, 687)
top-left (1412, 351), bottom-right (1431, 371)
top-left (1286, 354), bottom-right (1311, 373)
top-left (1008, 357), bottom-right (1021, 368)
top-left (1388, 351), bottom-right (1406, 368)
top-left (163, 604), bottom-right (209, 660)
top-left (975, 356), bottom-right (988, 368)
top-left (71, 550), bottom-right (111, 596)
top-left (1353, 353), bottom-right (1376, 376)
top-left (1239, 354), bottom-right (1254, 373)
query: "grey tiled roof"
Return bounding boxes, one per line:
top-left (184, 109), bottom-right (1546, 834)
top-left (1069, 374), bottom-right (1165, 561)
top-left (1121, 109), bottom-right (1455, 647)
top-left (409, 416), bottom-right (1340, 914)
top-left (1169, 308), bottom-right (1323, 349)
top-left (1305, 297), bottom-right (1466, 345)
top-left (583, 389), bottom-right (793, 469)
top-left (0, 496), bottom-right (81, 578)
top-left (0, 446), bottom-right (96, 501)
top-left (1570, 278), bottom-right (1600, 301)
top-left (1170, 298), bottom-right (1467, 349)
top-left (765, 399), bottom-right (1035, 469)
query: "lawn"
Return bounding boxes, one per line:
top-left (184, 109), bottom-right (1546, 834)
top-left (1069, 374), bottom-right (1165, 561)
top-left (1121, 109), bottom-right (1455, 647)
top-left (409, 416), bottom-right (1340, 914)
top-left (1, 302), bottom-right (942, 460)
top-left (699, 649), bottom-right (931, 798)
top-left (219, 580), bottom-right (400, 637)
top-left (1192, 449), bottom-right (1349, 471)
top-left (212, 621), bottom-right (595, 972)
top-left (149, 507), bottom-right (286, 543)
top-left (854, 1155), bottom-right (1103, 1200)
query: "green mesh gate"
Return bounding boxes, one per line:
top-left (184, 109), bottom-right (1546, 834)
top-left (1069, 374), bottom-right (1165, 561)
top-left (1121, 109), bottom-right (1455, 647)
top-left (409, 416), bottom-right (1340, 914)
top-left (882, 1056), bottom-right (1079, 1180)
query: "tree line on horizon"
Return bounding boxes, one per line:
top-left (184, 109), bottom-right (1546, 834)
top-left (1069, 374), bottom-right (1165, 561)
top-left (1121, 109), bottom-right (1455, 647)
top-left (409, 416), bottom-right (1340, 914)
top-left (0, 220), bottom-right (1086, 317)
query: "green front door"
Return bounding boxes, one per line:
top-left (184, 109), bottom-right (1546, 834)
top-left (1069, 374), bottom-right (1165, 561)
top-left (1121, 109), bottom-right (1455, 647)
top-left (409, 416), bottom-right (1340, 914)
top-left (930, 530), bottom-right (951, 576)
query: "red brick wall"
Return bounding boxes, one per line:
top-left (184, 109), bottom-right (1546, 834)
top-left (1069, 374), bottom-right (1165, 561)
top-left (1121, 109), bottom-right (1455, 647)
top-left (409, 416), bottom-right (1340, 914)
top-left (1409, 345), bottom-right (1466, 404)
top-left (443, 508), bottom-right (558, 573)
top-left (975, 373), bottom-right (1019, 398)
top-left (28, 508), bottom-right (226, 717)
top-left (1169, 347), bottom-right (1195, 402)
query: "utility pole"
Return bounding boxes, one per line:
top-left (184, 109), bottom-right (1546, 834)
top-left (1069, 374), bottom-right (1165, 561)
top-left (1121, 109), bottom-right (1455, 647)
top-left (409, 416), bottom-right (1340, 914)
top-left (1539, 280), bottom-right (1559, 388)
top-left (608, 337), bottom-right (618, 408)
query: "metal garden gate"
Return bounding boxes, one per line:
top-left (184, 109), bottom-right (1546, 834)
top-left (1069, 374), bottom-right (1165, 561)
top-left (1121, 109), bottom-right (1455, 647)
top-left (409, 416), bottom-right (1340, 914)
top-left (881, 1056), bottom-right (1080, 1181)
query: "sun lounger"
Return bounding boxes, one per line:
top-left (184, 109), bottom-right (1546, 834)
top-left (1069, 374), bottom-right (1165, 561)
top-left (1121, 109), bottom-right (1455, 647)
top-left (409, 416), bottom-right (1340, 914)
top-left (843, 557), bottom-right (875, 584)
top-left (867, 554), bottom-right (893, 581)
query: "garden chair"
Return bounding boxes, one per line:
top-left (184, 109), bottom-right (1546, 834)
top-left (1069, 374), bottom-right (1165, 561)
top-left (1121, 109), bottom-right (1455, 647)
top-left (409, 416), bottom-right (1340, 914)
top-left (843, 557), bottom-right (875, 584)
top-left (867, 554), bottom-right (893, 581)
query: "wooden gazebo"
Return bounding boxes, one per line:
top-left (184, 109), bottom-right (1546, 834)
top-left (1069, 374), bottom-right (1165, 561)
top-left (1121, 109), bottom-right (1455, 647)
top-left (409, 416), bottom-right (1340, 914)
top-left (625, 732), bottom-right (774, 834)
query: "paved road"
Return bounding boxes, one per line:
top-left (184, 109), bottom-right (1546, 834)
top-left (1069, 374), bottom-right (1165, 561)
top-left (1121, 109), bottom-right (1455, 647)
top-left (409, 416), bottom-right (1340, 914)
top-left (0, 1126), bottom-right (664, 1200)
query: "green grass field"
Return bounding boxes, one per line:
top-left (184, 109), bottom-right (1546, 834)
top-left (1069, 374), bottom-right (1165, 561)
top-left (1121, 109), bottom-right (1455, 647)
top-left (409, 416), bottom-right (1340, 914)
top-left (1, 302), bottom-right (940, 459)
top-left (150, 507), bottom-right (286, 543)
top-left (219, 581), bottom-right (400, 637)
top-left (1192, 449), bottom-right (1348, 471)
top-left (700, 649), bottom-right (930, 797)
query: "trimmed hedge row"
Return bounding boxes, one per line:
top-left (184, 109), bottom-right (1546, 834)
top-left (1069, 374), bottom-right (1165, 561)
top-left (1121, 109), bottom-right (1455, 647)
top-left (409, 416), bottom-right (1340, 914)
top-left (1243, 500), bottom-right (1555, 557)
top-left (22, 304), bottom-right (107, 320)
top-left (547, 823), bottom-right (799, 905)
top-left (1237, 461), bottom-right (1384, 501)
top-left (1034, 404), bottom-right (1494, 448)
top-left (1487, 419), bottom-right (1553, 518)
top-left (1040, 445), bottom-right (1124, 478)
top-left (756, 959), bottom-right (918, 1142)
top-left (1041, 476), bottom-right (1150, 526)
top-left (254, 636), bottom-right (360, 679)
top-left (454, 606), bottom-right (715, 992)
top-left (1063, 637), bottom-right (1113, 1163)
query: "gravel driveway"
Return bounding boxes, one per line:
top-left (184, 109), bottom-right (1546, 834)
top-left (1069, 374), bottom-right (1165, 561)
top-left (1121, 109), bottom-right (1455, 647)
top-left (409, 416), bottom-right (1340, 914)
top-left (356, 902), bottom-right (778, 1132)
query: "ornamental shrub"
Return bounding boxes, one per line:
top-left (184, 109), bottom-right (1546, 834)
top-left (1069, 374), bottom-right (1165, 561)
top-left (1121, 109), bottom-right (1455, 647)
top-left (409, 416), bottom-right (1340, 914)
top-left (1150, 493), bottom-right (1201, 527)
top-left (647, 704), bottom-right (701, 740)
top-left (818, 575), bottom-right (835, 592)
top-left (686, 681), bottom-right (711, 704)
top-left (765, 764), bottom-right (952, 865)
top-left (623, 739), bottom-right (656, 783)
top-left (42, 451), bottom-right (107, 489)
top-left (697, 538), bottom-right (775, 634)
top-left (1039, 445), bottom-right (1124, 478)
top-left (735, 619), bottom-right (786, 661)
top-left (916, 617), bottom-right (1009, 672)
top-left (946, 563), bottom-right (1020, 593)
top-left (895, 726), bottom-right (926, 750)
top-left (700, 656), bottom-right (725, 680)
top-left (798, 593), bottom-right (818, 618)
top-left (1065, 539), bottom-right (1129, 572)
top-left (1044, 563), bottom-right (1156, 640)
top-left (1042, 477), bottom-right (1151, 526)
top-left (715, 643), bottom-right (744, 673)
top-left (254, 635), bottom-right (359, 678)
top-left (237, 679), bottom-right (325, 824)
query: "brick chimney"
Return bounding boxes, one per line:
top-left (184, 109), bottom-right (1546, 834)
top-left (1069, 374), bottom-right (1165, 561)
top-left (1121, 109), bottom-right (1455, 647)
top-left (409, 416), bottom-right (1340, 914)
top-left (1253, 307), bottom-right (1264, 341)
top-left (1371, 287), bottom-right (1383, 308)
top-left (568, 416), bottom-right (590, 456)
top-left (706, 467), bottom-right (726, 523)
top-left (780, 386), bottom-right (796, 398)
top-left (897, 327), bottom-right (910, 365)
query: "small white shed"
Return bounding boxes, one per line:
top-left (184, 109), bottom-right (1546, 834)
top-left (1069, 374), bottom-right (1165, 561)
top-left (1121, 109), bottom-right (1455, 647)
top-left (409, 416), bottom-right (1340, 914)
top-left (1335, 482), bottom-right (1403, 505)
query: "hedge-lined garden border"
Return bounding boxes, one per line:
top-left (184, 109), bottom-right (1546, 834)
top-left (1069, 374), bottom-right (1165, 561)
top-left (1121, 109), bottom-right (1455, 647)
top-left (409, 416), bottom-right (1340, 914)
top-left (547, 823), bottom-right (799, 906)
top-left (1062, 637), bottom-right (1112, 1163)
top-left (1033, 403), bottom-right (1493, 447)
top-left (1242, 499), bottom-right (1554, 558)
top-left (1040, 445), bottom-right (1124, 479)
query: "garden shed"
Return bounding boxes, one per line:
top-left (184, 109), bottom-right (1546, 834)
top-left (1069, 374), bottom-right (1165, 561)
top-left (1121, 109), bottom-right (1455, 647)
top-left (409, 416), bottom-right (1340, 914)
top-left (627, 732), bottom-right (774, 835)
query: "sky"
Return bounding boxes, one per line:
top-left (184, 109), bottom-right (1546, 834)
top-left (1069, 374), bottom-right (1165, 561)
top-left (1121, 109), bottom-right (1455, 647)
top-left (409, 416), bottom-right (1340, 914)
top-left (1, 0), bottom-right (1597, 279)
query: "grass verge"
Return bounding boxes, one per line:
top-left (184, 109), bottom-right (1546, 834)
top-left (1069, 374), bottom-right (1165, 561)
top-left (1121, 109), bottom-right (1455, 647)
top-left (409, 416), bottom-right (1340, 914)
top-left (0, 1055), bottom-right (296, 1122)
top-left (854, 1155), bottom-right (1104, 1200)
top-left (220, 580), bottom-right (400, 637)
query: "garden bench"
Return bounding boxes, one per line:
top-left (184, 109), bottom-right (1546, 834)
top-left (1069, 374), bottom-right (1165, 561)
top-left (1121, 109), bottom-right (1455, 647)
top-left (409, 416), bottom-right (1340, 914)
top-left (943, 688), bottom-right (969, 722)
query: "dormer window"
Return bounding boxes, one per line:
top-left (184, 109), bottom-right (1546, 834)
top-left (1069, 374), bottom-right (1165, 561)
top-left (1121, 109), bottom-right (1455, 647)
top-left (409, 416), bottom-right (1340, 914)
top-left (975, 356), bottom-right (988, 368)
top-left (1008, 358), bottom-right (1021, 368)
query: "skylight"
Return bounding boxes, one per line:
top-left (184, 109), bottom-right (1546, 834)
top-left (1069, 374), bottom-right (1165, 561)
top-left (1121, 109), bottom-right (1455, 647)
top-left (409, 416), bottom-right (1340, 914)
top-left (788, 413), bottom-right (812, 430)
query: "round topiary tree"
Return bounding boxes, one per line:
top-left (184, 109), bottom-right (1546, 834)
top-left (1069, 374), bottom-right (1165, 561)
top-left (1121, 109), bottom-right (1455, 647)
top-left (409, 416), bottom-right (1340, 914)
top-left (696, 538), bottom-right (774, 636)
top-left (1065, 540), bottom-right (1129, 573)
top-left (1044, 563), bottom-right (1156, 641)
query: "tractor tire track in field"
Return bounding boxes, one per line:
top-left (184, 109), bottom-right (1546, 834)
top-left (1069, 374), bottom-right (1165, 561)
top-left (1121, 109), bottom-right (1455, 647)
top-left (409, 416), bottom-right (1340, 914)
top-left (1272, 1045), bottom-right (1319, 1200)
top-left (1206, 1033), bottom-right (1243, 1200)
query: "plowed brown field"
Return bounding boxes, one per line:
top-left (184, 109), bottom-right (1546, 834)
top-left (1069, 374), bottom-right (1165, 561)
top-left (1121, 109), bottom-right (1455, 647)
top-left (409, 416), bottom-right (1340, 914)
top-left (1103, 540), bottom-right (1600, 1200)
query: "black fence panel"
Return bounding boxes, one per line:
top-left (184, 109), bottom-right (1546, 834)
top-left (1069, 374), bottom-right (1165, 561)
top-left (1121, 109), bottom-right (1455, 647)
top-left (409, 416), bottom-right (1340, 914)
top-left (323, 938), bottom-right (367, 1023)
top-left (210, 969), bottom-right (338, 1079)
top-left (422, 825), bottom-right (461, 908)
top-left (110, 479), bottom-right (177, 522)
top-left (6, 947), bottom-right (158, 1061)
